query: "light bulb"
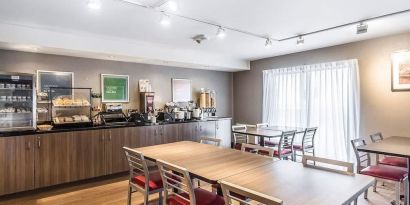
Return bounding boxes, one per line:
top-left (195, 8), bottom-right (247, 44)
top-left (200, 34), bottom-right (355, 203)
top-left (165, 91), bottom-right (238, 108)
top-left (265, 38), bottom-right (273, 48)
top-left (160, 12), bottom-right (171, 26)
top-left (167, 1), bottom-right (178, 12)
top-left (296, 36), bottom-right (304, 45)
top-left (216, 27), bottom-right (226, 39)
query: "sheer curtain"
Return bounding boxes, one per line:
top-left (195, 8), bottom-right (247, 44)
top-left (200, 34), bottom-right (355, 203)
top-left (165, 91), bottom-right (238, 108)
top-left (263, 59), bottom-right (360, 161)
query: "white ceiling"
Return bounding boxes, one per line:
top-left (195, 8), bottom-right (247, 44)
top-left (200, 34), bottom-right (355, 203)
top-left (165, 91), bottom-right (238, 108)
top-left (0, 0), bottom-right (409, 71)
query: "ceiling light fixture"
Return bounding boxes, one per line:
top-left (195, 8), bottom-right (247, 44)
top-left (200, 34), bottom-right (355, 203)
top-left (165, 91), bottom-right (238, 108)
top-left (167, 1), bottom-right (178, 12)
top-left (296, 36), bottom-right (304, 45)
top-left (216, 26), bottom-right (226, 39)
top-left (160, 12), bottom-right (171, 26)
top-left (87, 0), bottom-right (101, 10)
top-left (356, 22), bottom-right (368, 34)
top-left (265, 38), bottom-right (273, 48)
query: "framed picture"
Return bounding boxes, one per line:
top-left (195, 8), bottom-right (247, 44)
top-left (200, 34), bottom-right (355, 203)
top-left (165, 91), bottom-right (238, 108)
top-left (392, 50), bottom-right (410, 91)
top-left (172, 78), bottom-right (191, 102)
top-left (101, 74), bottom-right (129, 102)
top-left (36, 70), bottom-right (74, 100)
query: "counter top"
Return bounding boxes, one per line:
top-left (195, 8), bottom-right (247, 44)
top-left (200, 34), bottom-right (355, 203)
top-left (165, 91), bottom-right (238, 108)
top-left (0, 117), bottom-right (232, 137)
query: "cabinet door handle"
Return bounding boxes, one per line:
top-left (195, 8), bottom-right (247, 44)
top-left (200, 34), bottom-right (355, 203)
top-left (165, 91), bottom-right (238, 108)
top-left (101, 135), bottom-right (105, 141)
top-left (200, 126), bottom-right (202, 131)
top-left (37, 137), bottom-right (41, 148)
top-left (109, 133), bottom-right (112, 141)
top-left (26, 141), bottom-right (31, 150)
top-left (154, 129), bottom-right (157, 136)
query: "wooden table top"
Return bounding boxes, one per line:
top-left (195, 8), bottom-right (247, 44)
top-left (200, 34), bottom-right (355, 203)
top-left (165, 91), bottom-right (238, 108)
top-left (221, 161), bottom-right (374, 205)
top-left (134, 141), bottom-right (275, 183)
top-left (357, 136), bottom-right (410, 158)
top-left (232, 126), bottom-right (305, 138)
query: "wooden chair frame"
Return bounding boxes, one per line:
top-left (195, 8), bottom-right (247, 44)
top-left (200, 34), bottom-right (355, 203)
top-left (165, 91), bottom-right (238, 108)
top-left (199, 137), bottom-right (221, 147)
top-left (157, 159), bottom-right (196, 205)
top-left (123, 147), bottom-right (163, 205)
top-left (232, 125), bottom-right (249, 146)
top-left (220, 180), bottom-right (283, 205)
top-left (302, 155), bottom-right (354, 175)
top-left (241, 143), bottom-right (274, 157)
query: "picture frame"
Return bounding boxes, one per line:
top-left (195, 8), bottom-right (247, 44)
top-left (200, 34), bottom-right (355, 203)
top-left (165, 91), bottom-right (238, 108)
top-left (391, 50), bottom-right (410, 91)
top-left (101, 74), bottom-right (129, 102)
top-left (172, 78), bottom-right (191, 102)
top-left (36, 70), bottom-right (74, 101)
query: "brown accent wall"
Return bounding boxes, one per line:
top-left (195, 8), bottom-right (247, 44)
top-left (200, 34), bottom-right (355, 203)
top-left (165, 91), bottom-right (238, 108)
top-left (0, 50), bottom-right (233, 117)
top-left (234, 32), bottom-right (410, 138)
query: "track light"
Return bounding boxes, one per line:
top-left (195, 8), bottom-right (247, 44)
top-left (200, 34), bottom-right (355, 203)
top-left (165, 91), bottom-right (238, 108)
top-left (160, 12), bottom-right (171, 26)
top-left (87, 0), bottom-right (101, 10)
top-left (265, 38), bottom-right (273, 48)
top-left (216, 27), bottom-right (226, 39)
top-left (296, 36), bottom-right (304, 45)
top-left (356, 22), bottom-right (368, 34)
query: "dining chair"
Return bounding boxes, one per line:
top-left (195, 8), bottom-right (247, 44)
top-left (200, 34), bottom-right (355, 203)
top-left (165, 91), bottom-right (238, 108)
top-left (351, 139), bottom-right (408, 205)
top-left (370, 132), bottom-right (408, 168)
top-left (232, 125), bottom-right (248, 150)
top-left (302, 155), bottom-right (354, 175)
top-left (275, 130), bottom-right (296, 161)
top-left (156, 159), bottom-right (225, 205)
top-left (256, 123), bottom-right (278, 147)
top-left (123, 147), bottom-right (163, 205)
top-left (219, 180), bottom-right (283, 205)
top-left (292, 127), bottom-right (318, 161)
top-left (241, 143), bottom-right (274, 157)
top-left (199, 137), bottom-right (221, 146)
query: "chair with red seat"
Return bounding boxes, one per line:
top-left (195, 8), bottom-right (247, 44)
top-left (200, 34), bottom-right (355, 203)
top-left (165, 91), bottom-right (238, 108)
top-left (220, 180), bottom-right (283, 205)
top-left (274, 130), bottom-right (296, 161)
top-left (351, 139), bottom-right (408, 205)
top-left (292, 127), bottom-right (317, 161)
top-left (232, 125), bottom-right (249, 150)
top-left (157, 159), bottom-right (225, 205)
top-left (255, 123), bottom-right (279, 148)
top-left (123, 147), bottom-right (163, 205)
top-left (370, 132), bottom-right (408, 168)
top-left (241, 143), bottom-right (274, 157)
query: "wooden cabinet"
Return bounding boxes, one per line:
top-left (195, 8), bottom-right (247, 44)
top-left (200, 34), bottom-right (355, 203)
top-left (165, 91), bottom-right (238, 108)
top-left (179, 122), bottom-right (199, 142)
top-left (198, 121), bottom-right (216, 138)
top-left (0, 135), bottom-right (35, 196)
top-left (146, 125), bottom-right (163, 145)
top-left (216, 119), bottom-right (232, 148)
top-left (35, 132), bottom-right (72, 188)
top-left (163, 124), bottom-right (180, 143)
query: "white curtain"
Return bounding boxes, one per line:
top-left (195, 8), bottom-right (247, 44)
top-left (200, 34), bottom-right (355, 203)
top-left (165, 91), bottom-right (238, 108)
top-left (262, 59), bottom-right (360, 162)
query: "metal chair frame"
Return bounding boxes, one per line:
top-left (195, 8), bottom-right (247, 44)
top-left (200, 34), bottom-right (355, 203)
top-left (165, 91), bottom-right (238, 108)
top-left (293, 127), bottom-right (318, 160)
top-left (276, 130), bottom-right (296, 161)
top-left (220, 180), bottom-right (283, 205)
top-left (123, 147), bottom-right (163, 205)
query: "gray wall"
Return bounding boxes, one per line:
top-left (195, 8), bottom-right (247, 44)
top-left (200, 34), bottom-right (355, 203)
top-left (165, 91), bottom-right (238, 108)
top-left (0, 50), bottom-right (233, 117)
top-left (234, 32), bottom-right (410, 138)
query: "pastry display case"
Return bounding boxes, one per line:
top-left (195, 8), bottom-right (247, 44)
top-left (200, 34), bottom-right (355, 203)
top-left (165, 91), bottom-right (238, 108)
top-left (49, 87), bottom-right (92, 127)
top-left (0, 72), bottom-right (36, 131)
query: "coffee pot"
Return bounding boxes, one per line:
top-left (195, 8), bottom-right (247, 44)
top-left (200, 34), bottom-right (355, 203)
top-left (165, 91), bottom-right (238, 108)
top-left (192, 108), bottom-right (203, 119)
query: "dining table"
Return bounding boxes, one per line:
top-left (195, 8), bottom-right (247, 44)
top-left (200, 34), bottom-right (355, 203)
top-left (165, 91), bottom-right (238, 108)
top-left (134, 141), bottom-right (375, 205)
top-left (232, 126), bottom-right (306, 146)
top-left (357, 136), bottom-right (410, 205)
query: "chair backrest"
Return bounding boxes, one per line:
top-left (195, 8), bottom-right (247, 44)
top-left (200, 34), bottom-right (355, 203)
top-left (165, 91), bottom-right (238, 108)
top-left (278, 130), bottom-right (296, 157)
top-left (241, 143), bottom-right (274, 157)
top-left (350, 139), bottom-right (371, 172)
top-left (232, 125), bottom-right (248, 144)
top-left (301, 127), bottom-right (318, 150)
top-left (123, 147), bottom-right (150, 191)
top-left (369, 132), bottom-right (383, 143)
top-left (157, 159), bottom-right (196, 205)
top-left (199, 137), bottom-right (221, 146)
top-left (302, 155), bottom-right (354, 175)
top-left (220, 180), bottom-right (283, 205)
top-left (256, 123), bottom-right (269, 128)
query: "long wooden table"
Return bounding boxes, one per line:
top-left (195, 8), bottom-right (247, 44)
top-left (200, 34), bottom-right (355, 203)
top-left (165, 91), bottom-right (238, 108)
top-left (222, 161), bottom-right (374, 205)
top-left (357, 136), bottom-right (410, 205)
top-left (232, 126), bottom-right (305, 146)
top-left (135, 141), bottom-right (375, 205)
top-left (134, 141), bottom-right (275, 184)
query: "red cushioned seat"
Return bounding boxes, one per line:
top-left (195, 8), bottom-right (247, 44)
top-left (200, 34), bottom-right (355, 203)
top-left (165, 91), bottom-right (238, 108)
top-left (234, 143), bottom-right (242, 150)
top-left (292, 144), bottom-right (313, 150)
top-left (168, 188), bottom-right (225, 205)
top-left (131, 170), bottom-right (163, 191)
top-left (211, 184), bottom-right (248, 201)
top-left (360, 165), bottom-right (408, 182)
top-left (264, 140), bottom-right (278, 147)
top-left (379, 156), bottom-right (408, 168)
top-left (273, 149), bottom-right (292, 156)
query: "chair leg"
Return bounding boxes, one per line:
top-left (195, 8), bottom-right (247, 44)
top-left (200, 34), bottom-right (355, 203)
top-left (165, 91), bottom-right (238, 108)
top-left (159, 191), bottom-right (163, 205)
top-left (127, 186), bottom-right (132, 205)
top-left (354, 198), bottom-right (358, 205)
top-left (144, 192), bottom-right (149, 205)
top-left (364, 189), bottom-right (368, 199)
top-left (373, 180), bottom-right (377, 192)
top-left (395, 182), bottom-right (401, 205)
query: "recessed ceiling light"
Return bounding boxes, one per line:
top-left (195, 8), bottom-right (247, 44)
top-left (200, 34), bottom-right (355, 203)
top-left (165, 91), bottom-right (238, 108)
top-left (160, 12), bottom-right (171, 26)
top-left (296, 36), bottom-right (304, 45)
top-left (216, 27), bottom-right (226, 39)
top-left (356, 22), bottom-right (368, 34)
top-left (87, 0), bottom-right (101, 10)
top-left (264, 38), bottom-right (273, 48)
top-left (167, 1), bottom-right (178, 12)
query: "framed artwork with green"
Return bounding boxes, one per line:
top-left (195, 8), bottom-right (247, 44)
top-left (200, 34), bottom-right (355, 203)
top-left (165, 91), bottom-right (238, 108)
top-left (101, 74), bottom-right (129, 102)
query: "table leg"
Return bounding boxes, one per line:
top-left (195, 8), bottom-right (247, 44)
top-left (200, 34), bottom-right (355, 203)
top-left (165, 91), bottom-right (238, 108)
top-left (260, 136), bottom-right (265, 146)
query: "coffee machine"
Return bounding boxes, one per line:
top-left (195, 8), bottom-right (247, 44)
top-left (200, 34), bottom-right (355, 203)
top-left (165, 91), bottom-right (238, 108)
top-left (140, 92), bottom-right (155, 113)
